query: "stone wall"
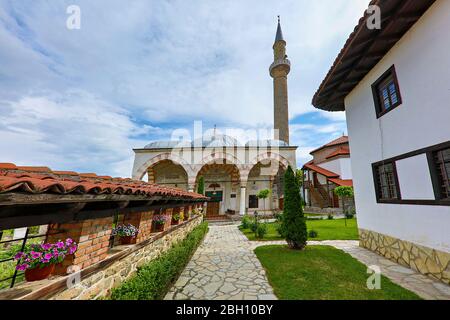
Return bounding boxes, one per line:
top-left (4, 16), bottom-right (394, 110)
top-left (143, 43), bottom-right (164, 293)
top-left (50, 215), bottom-right (203, 300)
top-left (359, 228), bottom-right (450, 285)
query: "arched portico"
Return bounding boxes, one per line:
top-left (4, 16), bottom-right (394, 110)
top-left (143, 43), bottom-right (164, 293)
top-left (195, 161), bottom-right (241, 216)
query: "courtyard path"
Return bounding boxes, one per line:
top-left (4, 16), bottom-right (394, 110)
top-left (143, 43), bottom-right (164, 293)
top-left (165, 224), bottom-right (277, 300)
top-left (166, 223), bottom-right (450, 300)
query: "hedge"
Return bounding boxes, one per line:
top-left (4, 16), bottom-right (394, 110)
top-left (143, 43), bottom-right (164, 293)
top-left (110, 221), bottom-right (208, 300)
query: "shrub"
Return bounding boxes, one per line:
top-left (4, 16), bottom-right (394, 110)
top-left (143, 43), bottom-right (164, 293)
top-left (240, 215), bottom-right (251, 229)
top-left (308, 230), bottom-right (318, 238)
top-left (278, 166), bottom-right (307, 250)
top-left (274, 211), bottom-right (283, 223)
top-left (250, 220), bottom-right (258, 233)
top-left (110, 222), bottom-right (208, 300)
top-left (256, 223), bottom-right (268, 239)
top-left (197, 176), bottom-right (205, 195)
top-left (345, 212), bottom-right (355, 219)
top-left (327, 214), bottom-right (334, 220)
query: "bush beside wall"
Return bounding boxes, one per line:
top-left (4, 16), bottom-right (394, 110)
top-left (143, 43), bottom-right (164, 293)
top-left (110, 222), bottom-right (208, 300)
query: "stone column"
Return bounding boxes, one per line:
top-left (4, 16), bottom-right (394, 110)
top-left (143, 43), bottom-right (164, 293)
top-left (239, 185), bottom-right (246, 215)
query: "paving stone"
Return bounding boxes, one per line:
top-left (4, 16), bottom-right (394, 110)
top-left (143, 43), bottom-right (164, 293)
top-left (165, 223), bottom-right (450, 301)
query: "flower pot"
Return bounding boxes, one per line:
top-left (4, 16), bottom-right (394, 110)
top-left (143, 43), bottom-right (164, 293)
top-left (120, 236), bottom-right (136, 245)
top-left (24, 264), bottom-right (55, 282)
top-left (171, 219), bottom-right (179, 225)
top-left (154, 223), bottom-right (164, 232)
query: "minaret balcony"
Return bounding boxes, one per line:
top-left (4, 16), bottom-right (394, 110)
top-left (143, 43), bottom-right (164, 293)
top-left (269, 59), bottom-right (291, 77)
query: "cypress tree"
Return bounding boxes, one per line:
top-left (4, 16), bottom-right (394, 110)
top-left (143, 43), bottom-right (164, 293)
top-left (197, 176), bottom-right (205, 195)
top-left (280, 166), bottom-right (307, 249)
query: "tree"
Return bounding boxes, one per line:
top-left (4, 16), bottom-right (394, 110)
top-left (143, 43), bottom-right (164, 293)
top-left (333, 186), bottom-right (354, 226)
top-left (295, 169), bottom-right (304, 188)
top-left (197, 176), bottom-right (205, 195)
top-left (279, 166), bottom-right (307, 250)
top-left (257, 189), bottom-right (271, 221)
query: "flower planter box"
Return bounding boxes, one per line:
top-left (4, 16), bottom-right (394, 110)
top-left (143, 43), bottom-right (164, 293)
top-left (120, 236), bottom-right (137, 245)
top-left (24, 264), bottom-right (55, 282)
top-left (153, 223), bottom-right (165, 232)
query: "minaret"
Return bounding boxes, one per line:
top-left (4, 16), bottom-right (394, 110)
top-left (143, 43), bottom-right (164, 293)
top-left (269, 16), bottom-right (290, 144)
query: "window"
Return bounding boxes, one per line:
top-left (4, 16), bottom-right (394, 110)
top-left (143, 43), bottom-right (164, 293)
top-left (373, 162), bottom-right (400, 201)
top-left (433, 147), bottom-right (450, 200)
top-left (372, 65), bottom-right (402, 118)
top-left (249, 195), bottom-right (259, 208)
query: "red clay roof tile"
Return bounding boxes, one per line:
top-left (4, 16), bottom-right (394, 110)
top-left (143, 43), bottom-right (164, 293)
top-left (0, 164), bottom-right (206, 200)
top-left (325, 146), bottom-right (350, 159)
top-left (301, 163), bottom-right (339, 178)
top-left (310, 136), bottom-right (349, 154)
top-left (329, 178), bottom-right (353, 187)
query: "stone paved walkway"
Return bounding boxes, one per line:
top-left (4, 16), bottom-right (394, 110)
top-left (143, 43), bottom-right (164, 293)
top-left (166, 223), bottom-right (450, 300)
top-left (165, 224), bottom-right (277, 300)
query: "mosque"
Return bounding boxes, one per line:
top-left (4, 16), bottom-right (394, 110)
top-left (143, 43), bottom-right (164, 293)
top-left (131, 19), bottom-right (297, 217)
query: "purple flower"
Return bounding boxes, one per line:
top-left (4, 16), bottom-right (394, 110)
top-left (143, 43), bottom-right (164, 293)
top-left (44, 253), bottom-right (52, 260)
top-left (55, 241), bottom-right (65, 249)
top-left (41, 243), bottom-right (53, 250)
top-left (65, 238), bottom-right (74, 246)
top-left (30, 251), bottom-right (42, 259)
top-left (41, 258), bottom-right (50, 264)
top-left (69, 245), bottom-right (77, 254)
top-left (16, 263), bottom-right (29, 271)
top-left (14, 252), bottom-right (25, 260)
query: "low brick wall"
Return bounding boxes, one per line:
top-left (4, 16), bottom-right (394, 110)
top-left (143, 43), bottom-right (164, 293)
top-left (52, 215), bottom-right (203, 300)
top-left (1, 215), bottom-right (204, 300)
top-left (359, 228), bottom-right (450, 285)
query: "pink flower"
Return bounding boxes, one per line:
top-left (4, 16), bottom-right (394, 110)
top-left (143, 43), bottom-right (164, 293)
top-left (14, 252), bottom-right (25, 260)
top-left (30, 251), bottom-right (42, 259)
top-left (65, 238), bottom-right (74, 246)
top-left (16, 264), bottom-right (29, 271)
top-left (44, 253), bottom-right (52, 260)
top-left (55, 241), bottom-right (65, 249)
top-left (41, 243), bottom-right (52, 250)
top-left (69, 245), bottom-right (77, 255)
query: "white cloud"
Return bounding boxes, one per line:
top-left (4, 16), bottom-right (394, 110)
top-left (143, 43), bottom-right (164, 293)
top-left (0, 0), bottom-right (370, 174)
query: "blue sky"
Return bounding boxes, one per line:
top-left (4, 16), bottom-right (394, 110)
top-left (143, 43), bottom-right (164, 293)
top-left (0, 0), bottom-right (369, 177)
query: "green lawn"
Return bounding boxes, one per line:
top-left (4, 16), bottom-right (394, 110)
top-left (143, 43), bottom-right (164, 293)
top-left (240, 218), bottom-right (359, 241)
top-left (255, 245), bottom-right (421, 300)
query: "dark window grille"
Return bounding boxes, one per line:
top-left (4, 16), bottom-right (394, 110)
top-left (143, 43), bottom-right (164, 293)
top-left (434, 147), bottom-right (450, 200)
top-left (372, 65), bottom-right (402, 118)
top-left (0, 226), bottom-right (64, 290)
top-left (375, 163), bottom-right (399, 200)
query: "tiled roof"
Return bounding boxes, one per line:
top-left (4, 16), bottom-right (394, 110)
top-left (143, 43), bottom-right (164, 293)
top-left (310, 136), bottom-right (349, 154)
top-left (301, 163), bottom-right (339, 178)
top-left (328, 178), bottom-right (353, 187)
top-left (0, 163), bottom-right (206, 200)
top-left (325, 146), bottom-right (350, 159)
top-left (312, 0), bottom-right (436, 111)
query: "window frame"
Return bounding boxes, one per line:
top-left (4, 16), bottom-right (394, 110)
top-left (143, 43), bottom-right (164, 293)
top-left (372, 161), bottom-right (401, 202)
top-left (428, 146), bottom-right (450, 201)
top-left (371, 141), bottom-right (450, 206)
top-left (371, 65), bottom-right (402, 118)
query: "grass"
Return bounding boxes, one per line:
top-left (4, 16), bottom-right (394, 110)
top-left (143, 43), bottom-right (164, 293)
top-left (240, 218), bottom-right (359, 241)
top-left (255, 245), bottom-right (421, 300)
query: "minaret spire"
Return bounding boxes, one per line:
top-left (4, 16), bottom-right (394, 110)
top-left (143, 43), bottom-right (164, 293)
top-left (275, 15), bottom-right (284, 43)
top-left (270, 16), bottom-right (291, 144)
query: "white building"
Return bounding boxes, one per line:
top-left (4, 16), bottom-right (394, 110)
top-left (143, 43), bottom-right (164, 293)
top-left (302, 135), bottom-right (353, 214)
top-left (312, 0), bottom-right (450, 284)
top-left (132, 19), bottom-right (298, 218)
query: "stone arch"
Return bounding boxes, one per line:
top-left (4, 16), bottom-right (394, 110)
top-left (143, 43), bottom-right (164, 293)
top-left (250, 152), bottom-right (291, 169)
top-left (134, 152), bottom-right (191, 181)
top-left (200, 151), bottom-right (242, 166)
